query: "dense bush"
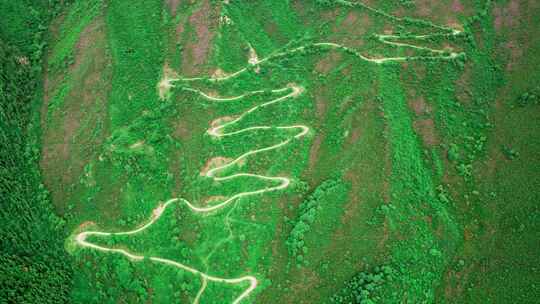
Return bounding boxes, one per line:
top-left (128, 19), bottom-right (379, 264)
top-left (516, 86), bottom-right (540, 107)
top-left (286, 179), bottom-right (348, 267)
top-left (330, 265), bottom-right (395, 304)
top-left (315, 0), bottom-right (337, 7)
top-left (0, 2), bottom-right (74, 302)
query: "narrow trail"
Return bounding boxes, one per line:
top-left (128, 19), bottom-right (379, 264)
top-left (75, 84), bottom-right (306, 304)
top-left (72, 1), bottom-right (465, 303)
top-left (75, 198), bottom-right (258, 304)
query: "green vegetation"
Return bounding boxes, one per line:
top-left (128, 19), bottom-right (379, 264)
top-left (516, 86), bottom-right (540, 107)
top-left (0, 40), bottom-right (73, 304)
top-left (0, 1), bottom-right (73, 302)
top-left (286, 178), bottom-right (349, 267)
top-left (330, 265), bottom-right (395, 304)
top-left (2, 0), bottom-right (538, 303)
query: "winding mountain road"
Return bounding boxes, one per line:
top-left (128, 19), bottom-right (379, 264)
top-left (72, 2), bottom-right (464, 302)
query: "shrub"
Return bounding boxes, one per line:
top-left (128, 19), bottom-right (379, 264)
top-left (330, 265), bottom-right (395, 304)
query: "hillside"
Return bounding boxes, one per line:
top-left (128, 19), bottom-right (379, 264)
top-left (1, 0), bottom-right (538, 303)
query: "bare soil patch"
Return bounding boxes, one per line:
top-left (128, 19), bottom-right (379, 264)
top-left (408, 96), bottom-right (431, 116)
top-left (212, 68), bottom-right (228, 79)
top-left (200, 156), bottom-right (233, 176)
top-left (203, 195), bottom-right (227, 206)
top-left (410, 1), bottom-right (472, 24)
top-left (315, 50), bottom-right (342, 74)
top-left (189, 1), bottom-right (212, 65)
top-left (288, 268), bottom-right (321, 301)
top-left (413, 118), bottom-right (439, 147)
top-left (347, 127), bottom-right (361, 145)
top-left (158, 62), bottom-right (179, 100)
top-left (455, 64), bottom-right (472, 104)
top-left (41, 17), bottom-right (112, 210)
top-left (341, 170), bottom-right (361, 225)
top-left (492, 0), bottom-right (531, 71)
top-left (342, 11), bottom-right (358, 27)
top-left (169, 150), bottom-right (183, 197)
top-left (504, 40), bottom-right (524, 71)
top-left (415, 0), bottom-right (432, 17)
top-left (173, 118), bottom-right (193, 140)
top-left (71, 18), bottom-right (102, 72)
top-left (166, 0), bottom-right (182, 16)
top-left (321, 7), bottom-right (340, 22)
top-left (451, 0), bottom-right (464, 13)
top-left (340, 101), bottom-right (378, 223)
top-left (307, 135), bottom-right (323, 173)
top-left (332, 11), bottom-right (371, 48)
top-left (210, 116), bottom-right (236, 129)
top-left (493, 0), bottom-right (521, 33)
top-left (175, 18), bottom-right (185, 42)
top-left (381, 108), bottom-right (392, 203)
top-left (314, 94), bottom-right (328, 121)
top-left (181, 0), bottom-right (219, 75)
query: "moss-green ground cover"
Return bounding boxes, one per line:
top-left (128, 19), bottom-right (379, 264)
top-left (2, 0), bottom-right (538, 303)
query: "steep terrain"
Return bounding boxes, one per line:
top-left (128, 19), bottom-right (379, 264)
top-left (1, 0), bottom-right (539, 303)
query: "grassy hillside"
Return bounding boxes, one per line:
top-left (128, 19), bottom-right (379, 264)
top-left (1, 0), bottom-right (538, 303)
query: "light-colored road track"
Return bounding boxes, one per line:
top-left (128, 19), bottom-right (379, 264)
top-left (73, 2), bottom-right (464, 302)
top-left (75, 84), bottom-right (305, 304)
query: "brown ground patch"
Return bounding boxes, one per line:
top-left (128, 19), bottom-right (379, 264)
top-left (408, 96), bottom-right (432, 116)
top-left (493, 0), bottom-right (521, 33)
top-left (314, 50), bottom-right (342, 74)
top-left (308, 86), bottom-right (329, 172)
top-left (166, 0), bottom-right (182, 16)
top-left (203, 195), bottom-right (227, 206)
top-left (200, 156), bottom-right (233, 176)
top-left (212, 68), bottom-right (229, 79)
top-left (180, 0), bottom-right (219, 76)
top-left (455, 63), bottom-right (472, 104)
top-left (413, 118), bottom-right (439, 147)
top-left (169, 150), bottom-right (183, 198)
top-left (342, 10), bottom-right (358, 27)
top-left (71, 19), bottom-right (102, 72)
top-left (504, 40), bottom-right (524, 71)
top-left (288, 268), bottom-right (321, 300)
top-left (439, 5), bottom-right (539, 301)
top-left (341, 170), bottom-right (362, 225)
top-left (451, 0), bottom-right (464, 13)
top-left (311, 82), bottom-right (333, 123)
top-left (321, 6), bottom-right (340, 22)
top-left (443, 260), bottom-right (475, 299)
top-left (189, 1), bottom-right (212, 64)
top-left (264, 21), bottom-right (284, 44)
top-left (402, 71), bottom-right (439, 148)
top-left (307, 135), bottom-right (323, 173)
top-left (158, 62), bottom-right (179, 100)
top-left (410, 0), bottom-right (473, 24)
top-left (492, 0), bottom-right (530, 71)
top-left (340, 101), bottom-right (378, 223)
top-left (129, 140), bottom-right (145, 150)
top-left (415, 0), bottom-right (432, 17)
top-left (346, 127), bottom-right (361, 145)
top-left (210, 115), bottom-right (236, 129)
top-left (382, 108), bottom-right (392, 204)
top-left (175, 17), bottom-right (185, 43)
top-left (172, 118), bottom-right (192, 140)
top-left (332, 11), bottom-right (371, 48)
top-left (316, 100), bottom-right (388, 300)
top-left (77, 221), bottom-right (97, 230)
top-left (483, 99), bottom-right (507, 178)
top-left (314, 94), bottom-right (328, 121)
top-left (41, 17), bottom-right (112, 211)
